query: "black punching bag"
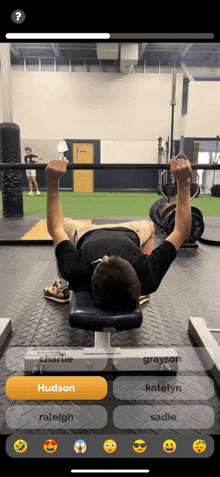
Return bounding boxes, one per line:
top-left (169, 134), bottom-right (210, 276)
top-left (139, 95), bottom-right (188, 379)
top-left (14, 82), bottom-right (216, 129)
top-left (0, 123), bottom-right (23, 217)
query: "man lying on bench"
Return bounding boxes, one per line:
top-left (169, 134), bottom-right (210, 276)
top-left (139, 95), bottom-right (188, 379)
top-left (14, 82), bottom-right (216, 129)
top-left (44, 157), bottom-right (192, 311)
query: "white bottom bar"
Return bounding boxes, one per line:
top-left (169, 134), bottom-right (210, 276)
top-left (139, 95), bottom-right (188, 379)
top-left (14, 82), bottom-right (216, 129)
top-left (71, 471), bottom-right (150, 474)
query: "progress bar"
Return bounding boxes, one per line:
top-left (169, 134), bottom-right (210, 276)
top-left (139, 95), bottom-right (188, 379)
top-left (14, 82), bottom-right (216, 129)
top-left (6, 33), bottom-right (110, 40)
top-left (71, 471), bottom-right (150, 474)
top-left (110, 33), bottom-right (214, 39)
top-left (6, 32), bottom-right (214, 40)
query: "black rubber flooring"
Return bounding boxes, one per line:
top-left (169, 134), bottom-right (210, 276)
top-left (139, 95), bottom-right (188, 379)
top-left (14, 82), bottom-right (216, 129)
top-left (1, 215), bottom-right (220, 244)
top-left (0, 216), bottom-right (152, 241)
top-left (1, 218), bottom-right (220, 437)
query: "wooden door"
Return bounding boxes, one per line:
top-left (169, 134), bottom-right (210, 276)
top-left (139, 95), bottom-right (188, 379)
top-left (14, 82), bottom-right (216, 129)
top-left (73, 143), bottom-right (94, 192)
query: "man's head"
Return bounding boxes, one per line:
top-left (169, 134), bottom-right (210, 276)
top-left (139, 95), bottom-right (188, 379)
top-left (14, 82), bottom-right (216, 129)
top-left (91, 256), bottom-right (141, 312)
top-left (25, 147), bottom-right (32, 154)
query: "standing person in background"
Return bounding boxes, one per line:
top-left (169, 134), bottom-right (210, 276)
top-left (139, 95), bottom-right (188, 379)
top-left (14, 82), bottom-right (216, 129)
top-left (24, 147), bottom-right (41, 196)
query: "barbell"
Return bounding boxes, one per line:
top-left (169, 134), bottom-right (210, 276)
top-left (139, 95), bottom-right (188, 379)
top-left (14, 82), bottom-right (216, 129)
top-left (1, 163), bottom-right (220, 170)
top-left (0, 159), bottom-right (212, 237)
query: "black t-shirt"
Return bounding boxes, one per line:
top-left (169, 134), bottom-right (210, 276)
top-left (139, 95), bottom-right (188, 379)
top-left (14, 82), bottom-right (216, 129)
top-left (24, 154), bottom-right (38, 164)
top-left (55, 227), bottom-right (177, 295)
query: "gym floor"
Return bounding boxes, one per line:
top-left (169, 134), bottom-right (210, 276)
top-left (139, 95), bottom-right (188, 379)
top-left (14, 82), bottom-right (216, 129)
top-left (0, 216), bottom-right (220, 437)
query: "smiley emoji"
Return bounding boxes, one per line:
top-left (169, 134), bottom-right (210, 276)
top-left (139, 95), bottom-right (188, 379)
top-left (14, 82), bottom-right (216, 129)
top-left (14, 439), bottom-right (27, 454)
top-left (44, 439), bottom-right (57, 453)
top-left (133, 440), bottom-right (147, 453)
top-left (193, 439), bottom-right (206, 454)
top-left (103, 439), bottom-right (117, 453)
top-left (163, 439), bottom-right (176, 453)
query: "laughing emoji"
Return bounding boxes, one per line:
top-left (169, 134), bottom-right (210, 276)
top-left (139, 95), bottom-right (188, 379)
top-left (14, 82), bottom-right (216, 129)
top-left (163, 439), bottom-right (176, 453)
top-left (14, 439), bottom-right (27, 454)
top-left (44, 439), bottom-right (57, 453)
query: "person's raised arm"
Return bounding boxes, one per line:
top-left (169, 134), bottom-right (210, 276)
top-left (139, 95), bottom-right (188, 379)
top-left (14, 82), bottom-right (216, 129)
top-left (45, 157), bottom-right (70, 248)
top-left (166, 157), bottom-right (192, 251)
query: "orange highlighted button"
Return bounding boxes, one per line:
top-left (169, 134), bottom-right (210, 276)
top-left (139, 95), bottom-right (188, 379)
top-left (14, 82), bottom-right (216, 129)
top-left (6, 376), bottom-right (107, 400)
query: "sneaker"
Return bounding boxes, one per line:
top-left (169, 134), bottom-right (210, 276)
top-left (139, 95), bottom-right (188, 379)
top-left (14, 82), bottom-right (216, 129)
top-left (37, 191), bottom-right (41, 196)
top-left (27, 191), bottom-right (34, 196)
top-left (44, 280), bottom-right (70, 303)
top-left (139, 295), bottom-right (150, 305)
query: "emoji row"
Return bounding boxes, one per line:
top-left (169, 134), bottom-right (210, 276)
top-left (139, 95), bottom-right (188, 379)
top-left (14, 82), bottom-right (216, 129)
top-left (14, 438), bottom-right (207, 455)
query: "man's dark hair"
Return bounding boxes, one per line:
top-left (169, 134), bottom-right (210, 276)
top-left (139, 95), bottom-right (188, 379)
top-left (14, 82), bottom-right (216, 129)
top-left (91, 256), bottom-right (141, 312)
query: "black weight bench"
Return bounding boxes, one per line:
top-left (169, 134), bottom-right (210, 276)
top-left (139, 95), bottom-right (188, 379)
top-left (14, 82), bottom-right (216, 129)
top-left (69, 290), bottom-right (143, 332)
top-left (24, 290), bottom-right (179, 374)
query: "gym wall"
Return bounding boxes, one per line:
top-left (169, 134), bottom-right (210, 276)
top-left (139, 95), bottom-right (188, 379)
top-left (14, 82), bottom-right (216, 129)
top-left (0, 71), bottom-right (183, 191)
top-left (5, 71), bottom-right (183, 144)
top-left (178, 81), bottom-right (220, 138)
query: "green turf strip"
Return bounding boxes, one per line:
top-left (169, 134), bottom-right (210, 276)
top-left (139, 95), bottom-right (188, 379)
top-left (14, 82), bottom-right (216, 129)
top-left (0, 192), bottom-right (220, 217)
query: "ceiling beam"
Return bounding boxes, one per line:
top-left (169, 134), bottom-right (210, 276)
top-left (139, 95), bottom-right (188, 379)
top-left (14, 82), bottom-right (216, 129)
top-left (180, 61), bottom-right (194, 81)
top-left (204, 46), bottom-right (220, 67)
top-left (139, 43), bottom-right (148, 58)
top-left (192, 44), bottom-right (220, 67)
top-left (10, 44), bottom-right (21, 58)
top-left (167, 43), bottom-right (194, 65)
top-left (50, 43), bottom-right (59, 56)
top-left (180, 43), bottom-right (194, 57)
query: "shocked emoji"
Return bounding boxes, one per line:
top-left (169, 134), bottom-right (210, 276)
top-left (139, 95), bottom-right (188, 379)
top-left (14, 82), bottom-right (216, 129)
top-left (44, 439), bottom-right (57, 453)
top-left (103, 439), bottom-right (117, 453)
top-left (133, 440), bottom-right (147, 453)
top-left (74, 440), bottom-right (87, 453)
top-left (163, 439), bottom-right (176, 453)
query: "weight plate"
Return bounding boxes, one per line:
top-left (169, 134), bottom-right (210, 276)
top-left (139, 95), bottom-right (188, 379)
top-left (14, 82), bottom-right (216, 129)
top-left (211, 184), bottom-right (220, 197)
top-left (211, 185), bottom-right (217, 196)
top-left (191, 205), bottom-right (203, 220)
top-left (216, 185), bottom-right (220, 197)
top-left (160, 200), bottom-right (177, 222)
top-left (149, 198), bottom-right (204, 241)
top-left (190, 182), bottom-right (200, 198)
top-left (155, 198), bottom-right (168, 217)
top-left (164, 210), bottom-right (176, 235)
top-left (167, 217), bottom-right (175, 236)
top-left (149, 199), bottom-right (165, 229)
top-left (166, 211), bottom-right (204, 241)
top-left (190, 213), bottom-right (205, 240)
top-left (163, 183), bottom-right (177, 197)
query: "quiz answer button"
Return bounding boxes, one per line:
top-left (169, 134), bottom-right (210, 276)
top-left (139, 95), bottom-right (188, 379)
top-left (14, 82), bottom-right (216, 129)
top-left (5, 376), bottom-right (107, 400)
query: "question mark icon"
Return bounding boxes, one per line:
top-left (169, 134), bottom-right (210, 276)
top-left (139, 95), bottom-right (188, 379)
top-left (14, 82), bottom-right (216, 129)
top-left (11, 10), bottom-right (25, 24)
top-left (15, 12), bottom-right (21, 21)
